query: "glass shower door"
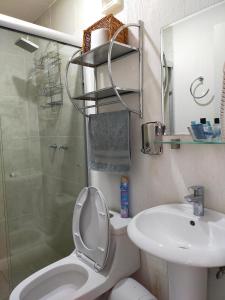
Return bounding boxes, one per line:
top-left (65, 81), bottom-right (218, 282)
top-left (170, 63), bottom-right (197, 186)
top-left (0, 27), bottom-right (86, 297)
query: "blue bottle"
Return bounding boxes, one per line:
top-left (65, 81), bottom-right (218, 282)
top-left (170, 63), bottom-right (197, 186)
top-left (200, 118), bottom-right (213, 140)
top-left (120, 176), bottom-right (129, 218)
top-left (191, 124), bottom-right (206, 140)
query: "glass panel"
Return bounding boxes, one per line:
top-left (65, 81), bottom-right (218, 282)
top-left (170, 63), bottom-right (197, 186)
top-left (0, 131), bottom-right (10, 300)
top-left (0, 27), bottom-right (86, 297)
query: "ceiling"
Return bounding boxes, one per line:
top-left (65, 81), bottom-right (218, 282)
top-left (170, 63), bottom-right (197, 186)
top-left (0, 0), bottom-right (55, 22)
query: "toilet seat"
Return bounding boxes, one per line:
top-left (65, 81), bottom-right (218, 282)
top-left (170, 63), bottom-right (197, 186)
top-left (73, 187), bottom-right (110, 271)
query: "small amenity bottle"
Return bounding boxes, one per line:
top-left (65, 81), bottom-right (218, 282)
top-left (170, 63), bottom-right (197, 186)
top-left (120, 176), bottom-right (129, 218)
top-left (213, 118), bottom-right (221, 141)
top-left (190, 121), bottom-right (206, 140)
top-left (200, 118), bottom-right (213, 140)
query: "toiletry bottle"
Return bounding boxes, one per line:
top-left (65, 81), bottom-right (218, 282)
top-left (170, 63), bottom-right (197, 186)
top-left (200, 118), bottom-right (213, 140)
top-left (120, 176), bottom-right (129, 218)
top-left (206, 120), bottom-right (214, 139)
top-left (213, 118), bottom-right (221, 141)
top-left (190, 121), bottom-right (205, 140)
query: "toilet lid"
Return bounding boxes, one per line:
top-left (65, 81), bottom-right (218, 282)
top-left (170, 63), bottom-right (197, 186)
top-left (72, 187), bottom-right (110, 271)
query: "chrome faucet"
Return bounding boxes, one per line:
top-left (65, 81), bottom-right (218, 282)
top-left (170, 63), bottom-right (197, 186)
top-left (184, 186), bottom-right (204, 216)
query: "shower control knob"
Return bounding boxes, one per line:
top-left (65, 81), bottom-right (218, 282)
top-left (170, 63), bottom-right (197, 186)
top-left (9, 172), bottom-right (16, 177)
top-left (58, 145), bottom-right (68, 150)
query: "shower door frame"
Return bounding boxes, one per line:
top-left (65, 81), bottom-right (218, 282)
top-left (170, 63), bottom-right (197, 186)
top-left (0, 13), bottom-right (79, 47)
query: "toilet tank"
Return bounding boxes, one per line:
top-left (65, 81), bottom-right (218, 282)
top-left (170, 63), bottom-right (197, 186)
top-left (107, 211), bottom-right (140, 278)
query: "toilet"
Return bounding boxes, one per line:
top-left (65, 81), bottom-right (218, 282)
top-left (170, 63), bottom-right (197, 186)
top-left (109, 278), bottom-right (157, 300)
top-left (10, 186), bottom-right (141, 300)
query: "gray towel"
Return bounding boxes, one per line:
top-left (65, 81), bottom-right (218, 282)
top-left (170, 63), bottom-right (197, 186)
top-left (88, 110), bottom-right (131, 172)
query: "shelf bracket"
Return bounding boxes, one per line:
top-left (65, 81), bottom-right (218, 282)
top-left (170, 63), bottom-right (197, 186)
top-left (170, 138), bottom-right (181, 149)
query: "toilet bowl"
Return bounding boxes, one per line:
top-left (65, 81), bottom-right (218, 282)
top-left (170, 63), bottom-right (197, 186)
top-left (10, 186), bottom-right (140, 300)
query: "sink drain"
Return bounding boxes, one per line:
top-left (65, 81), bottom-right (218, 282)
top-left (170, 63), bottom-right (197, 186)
top-left (190, 220), bottom-right (195, 226)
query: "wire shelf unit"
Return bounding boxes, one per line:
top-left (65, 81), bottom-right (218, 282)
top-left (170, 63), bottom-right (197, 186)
top-left (35, 49), bottom-right (64, 107)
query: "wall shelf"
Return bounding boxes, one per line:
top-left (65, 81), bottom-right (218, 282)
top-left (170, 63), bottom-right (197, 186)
top-left (65, 21), bottom-right (143, 118)
top-left (40, 101), bottom-right (63, 108)
top-left (158, 140), bottom-right (225, 145)
top-left (74, 86), bottom-right (140, 101)
top-left (155, 138), bottom-right (225, 149)
top-left (71, 41), bottom-right (138, 67)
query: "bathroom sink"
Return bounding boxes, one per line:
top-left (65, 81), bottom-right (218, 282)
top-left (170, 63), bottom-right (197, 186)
top-left (127, 204), bottom-right (225, 267)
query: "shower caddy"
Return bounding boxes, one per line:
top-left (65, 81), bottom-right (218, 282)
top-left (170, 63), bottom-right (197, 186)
top-left (65, 21), bottom-right (143, 118)
top-left (35, 48), bottom-right (64, 108)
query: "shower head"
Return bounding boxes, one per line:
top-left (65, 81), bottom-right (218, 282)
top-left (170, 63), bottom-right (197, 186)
top-left (15, 37), bottom-right (39, 53)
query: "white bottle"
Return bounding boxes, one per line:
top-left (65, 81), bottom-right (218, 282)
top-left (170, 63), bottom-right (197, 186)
top-left (213, 118), bottom-right (221, 141)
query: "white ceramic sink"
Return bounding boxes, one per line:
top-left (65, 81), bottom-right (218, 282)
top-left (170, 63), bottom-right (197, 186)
top-left (128, 203), bottom-right (225, 267)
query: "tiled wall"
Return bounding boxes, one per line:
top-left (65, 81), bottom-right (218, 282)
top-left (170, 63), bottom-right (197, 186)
top-left (36, 0), bottom-right (225, 299)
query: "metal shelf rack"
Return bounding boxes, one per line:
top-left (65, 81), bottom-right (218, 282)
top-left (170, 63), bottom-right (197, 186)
top-left (71, 41), bottom-right (138, 67)
top-left (74, 86), bottom-right (140, 101)
top-left (35, 49), bottom-right (64, 107)
top-left (65, 21), bottom-right (143, 118)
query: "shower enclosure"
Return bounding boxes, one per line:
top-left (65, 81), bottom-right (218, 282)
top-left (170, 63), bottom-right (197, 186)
top-left (0, 20), bottom-right (86, 300)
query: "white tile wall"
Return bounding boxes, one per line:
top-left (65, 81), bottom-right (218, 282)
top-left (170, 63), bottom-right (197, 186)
top-left (36, 0), bottom-right (225, 299)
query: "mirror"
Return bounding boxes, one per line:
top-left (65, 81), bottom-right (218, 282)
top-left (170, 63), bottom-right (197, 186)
top-left (161, 1), bottom-right (225, 135)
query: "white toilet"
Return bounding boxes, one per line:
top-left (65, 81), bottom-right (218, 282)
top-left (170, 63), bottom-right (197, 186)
top-left (109, 278), bottom-right (157, 300)
top-left (10, 186), bottom-right (141, 300)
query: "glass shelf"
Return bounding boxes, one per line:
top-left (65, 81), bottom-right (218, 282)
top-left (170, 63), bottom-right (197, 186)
top-left (71, 41), bottom-right (138, 67)
top-left (155, 140), bottom-right (225, 145)
top-left (74, 86), bottom-right (140, 101)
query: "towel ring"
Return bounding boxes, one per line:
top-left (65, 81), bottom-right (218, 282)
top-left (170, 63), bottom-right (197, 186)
top-left (190, 76), bottom-right (214, 106)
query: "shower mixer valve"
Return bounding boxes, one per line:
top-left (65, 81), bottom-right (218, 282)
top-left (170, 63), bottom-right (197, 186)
top-left (58, 145), bottom-right (68, 150)
top-left (49, 144), bottom-right (68, 150)
top-left (49, 144), bottom-right (58, 149)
